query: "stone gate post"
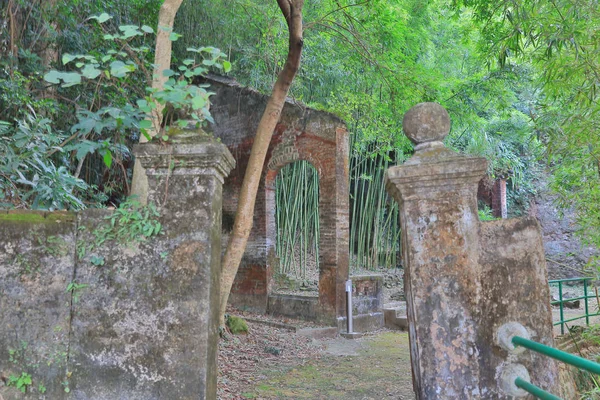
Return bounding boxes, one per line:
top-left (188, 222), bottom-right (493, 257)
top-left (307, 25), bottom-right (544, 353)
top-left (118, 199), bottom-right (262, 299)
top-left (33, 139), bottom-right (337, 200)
top-left (135, 128), bottom-right (235, 399)
top-left (385, 103), bottom-right (559, 398)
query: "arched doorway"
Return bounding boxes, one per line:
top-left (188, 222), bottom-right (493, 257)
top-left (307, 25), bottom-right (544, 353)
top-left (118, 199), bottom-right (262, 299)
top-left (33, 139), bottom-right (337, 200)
top-left (273, 160), bottom-right (320, 294)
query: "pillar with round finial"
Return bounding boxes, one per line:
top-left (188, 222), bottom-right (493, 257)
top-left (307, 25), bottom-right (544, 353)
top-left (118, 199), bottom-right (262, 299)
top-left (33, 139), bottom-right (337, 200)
top-left (385, 103), bottom-right (560, 398)
top-left (403, 102), bottom-right (450, 147)
top-left (385, 103), bottom-right (488, 398)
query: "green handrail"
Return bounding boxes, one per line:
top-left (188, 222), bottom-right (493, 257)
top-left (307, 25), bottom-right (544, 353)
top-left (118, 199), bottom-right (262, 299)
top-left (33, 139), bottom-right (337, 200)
top-left (549, 277), bottom-right (595, 334)
top-left (512, 336), bottom-right (600, 375)
top-left (514, 377), bottom-right (561, 400)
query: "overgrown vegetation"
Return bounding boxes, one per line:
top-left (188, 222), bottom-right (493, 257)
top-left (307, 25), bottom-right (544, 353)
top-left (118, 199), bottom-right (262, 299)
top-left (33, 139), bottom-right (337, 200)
top-left (0, 4), bottom-right (226, 209)
top-left (1, 0), bottom-right (598, 273)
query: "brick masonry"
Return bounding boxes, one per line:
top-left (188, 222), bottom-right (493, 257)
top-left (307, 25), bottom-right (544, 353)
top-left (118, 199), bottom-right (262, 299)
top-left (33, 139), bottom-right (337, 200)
top-left (205, 75), bottom-right (350, 323)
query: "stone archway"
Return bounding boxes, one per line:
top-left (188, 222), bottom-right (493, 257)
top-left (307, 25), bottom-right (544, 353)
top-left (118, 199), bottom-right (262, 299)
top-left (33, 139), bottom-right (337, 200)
top-left (204, 75), bottom-right (349, 324)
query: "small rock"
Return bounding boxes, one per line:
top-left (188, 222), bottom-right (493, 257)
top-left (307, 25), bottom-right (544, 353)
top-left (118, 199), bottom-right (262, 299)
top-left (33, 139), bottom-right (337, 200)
top-left (390, 291), bottom-right (405, 301)
top-left (265, 346), bottom-right (281, 356)
top-left (564, 300), bottom-right (580, 309)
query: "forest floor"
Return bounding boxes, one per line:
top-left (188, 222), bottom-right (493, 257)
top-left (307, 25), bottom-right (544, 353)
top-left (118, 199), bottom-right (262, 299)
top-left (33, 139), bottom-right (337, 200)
top-left (218, 310), bottom-right (414, 400)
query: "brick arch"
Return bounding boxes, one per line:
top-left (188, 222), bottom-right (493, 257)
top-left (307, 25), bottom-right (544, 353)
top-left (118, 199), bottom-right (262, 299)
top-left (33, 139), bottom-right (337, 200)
top-left (206, 76), bottom-right (349, 324)
top-left (265, 152), bottom-right (323, 189)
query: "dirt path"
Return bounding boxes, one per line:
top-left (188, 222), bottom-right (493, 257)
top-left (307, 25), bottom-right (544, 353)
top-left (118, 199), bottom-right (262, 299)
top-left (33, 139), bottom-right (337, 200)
top-left (239, 331), bottom-right (414, 399)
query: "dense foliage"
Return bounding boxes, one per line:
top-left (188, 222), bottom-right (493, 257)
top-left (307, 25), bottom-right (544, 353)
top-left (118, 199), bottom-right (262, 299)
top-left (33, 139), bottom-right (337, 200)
top-left (454, 0), bottom-right (600, 263)
top-left (1, 0), bottom-right (597, 271)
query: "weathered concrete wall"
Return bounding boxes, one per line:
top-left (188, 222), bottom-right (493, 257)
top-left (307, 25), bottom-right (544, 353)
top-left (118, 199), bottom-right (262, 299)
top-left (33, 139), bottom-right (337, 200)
top-left (267, 275), bottom-right (384, 333)
top-left (0, 130), bottom-right (234, 399)
top-left (478, 217), bottom-right (558, 397)
top-left (0, 211), bottom-right (76, 398)
top-left (204, 75), bottom-right (350, 323)
top-left (267, 294), bottom-right (319, 321)
top-left (337, 275), bottom-right (385, 333)
top-left (386, 103), bottom-right (559, 399)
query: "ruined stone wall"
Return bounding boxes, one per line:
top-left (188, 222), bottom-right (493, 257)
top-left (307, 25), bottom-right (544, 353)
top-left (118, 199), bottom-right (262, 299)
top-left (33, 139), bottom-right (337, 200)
top-left (0, 132), bottom-right (234, 400)
top-left (205, 76), bottom-right (350, 322)
top-left (0, 210), bottom-right (179, 399)
top-left (0, 211), bottom-right (76, 399)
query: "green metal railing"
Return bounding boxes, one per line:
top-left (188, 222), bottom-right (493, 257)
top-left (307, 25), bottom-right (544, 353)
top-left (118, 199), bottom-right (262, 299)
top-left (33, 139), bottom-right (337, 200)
top-left (510, 335), bottom-right (600, 399)
top-left (514, 377), bottom-right (560, 400)
top-left (549, 277), bottom-right (599, 335)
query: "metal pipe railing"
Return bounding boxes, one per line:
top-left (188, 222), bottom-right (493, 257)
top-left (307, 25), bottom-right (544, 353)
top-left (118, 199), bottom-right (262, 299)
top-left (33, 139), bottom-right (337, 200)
top-left (549, 277), bottom-right (595, 335)
top-left (512, 336), bottom-right (600, 375)
top-left (514, 377), bottom-right (561, 400)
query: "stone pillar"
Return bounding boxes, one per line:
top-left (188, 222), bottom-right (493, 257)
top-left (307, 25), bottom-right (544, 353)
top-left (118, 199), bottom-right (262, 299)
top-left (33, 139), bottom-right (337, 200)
top-left (134, 129), bottom-right (235, 399)
top-left (385, 103), bottom-right (559, 398)
top-left (492, 178), bottom-right (508, 219)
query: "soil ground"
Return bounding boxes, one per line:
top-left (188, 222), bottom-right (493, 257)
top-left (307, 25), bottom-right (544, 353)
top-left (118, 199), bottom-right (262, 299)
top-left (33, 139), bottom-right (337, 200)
top-left (218, 312), bottom-right (414, 400)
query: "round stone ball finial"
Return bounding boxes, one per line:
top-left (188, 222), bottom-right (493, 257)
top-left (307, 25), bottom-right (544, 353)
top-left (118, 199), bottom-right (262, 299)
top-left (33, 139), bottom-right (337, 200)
top-left (402, 102), bottom-right (451, 146)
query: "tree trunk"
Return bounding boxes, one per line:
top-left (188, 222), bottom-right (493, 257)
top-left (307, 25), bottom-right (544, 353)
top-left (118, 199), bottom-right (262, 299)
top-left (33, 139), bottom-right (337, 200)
top-left (130, 0), bottom-right (184, 203)
top-left (219, 0), bottom-right (305, 327)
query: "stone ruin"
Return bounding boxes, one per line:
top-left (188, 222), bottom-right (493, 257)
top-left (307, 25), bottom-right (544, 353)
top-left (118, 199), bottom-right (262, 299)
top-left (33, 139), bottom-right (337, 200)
top-left (0, 84), bottom-right (567, 398)
top-left (0, 131), bottom-right (234, 399)
top-left (206, 76), bottom-right (381, 328)
top-left (385, 103), bottom-right (561, 398)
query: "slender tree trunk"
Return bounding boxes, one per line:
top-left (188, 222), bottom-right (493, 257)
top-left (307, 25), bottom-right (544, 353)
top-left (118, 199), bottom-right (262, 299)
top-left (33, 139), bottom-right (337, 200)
top-left (130, 0), bottom-right (184, 203)
top-left (219, 0), bottom-right (304, 327)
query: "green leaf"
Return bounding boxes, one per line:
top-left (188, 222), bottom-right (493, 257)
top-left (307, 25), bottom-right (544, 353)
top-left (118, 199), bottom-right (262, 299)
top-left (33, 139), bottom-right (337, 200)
top-left (90, 13), bottom-right (112, 23)
top-left (139, 120), bottom-right (152, 129)
top-left (81, 64), bottom-right (101, 80)
top-left (110, 61), bottom-right (135, 78)
top-left (102, 150), bottom-right (113, 168)
top-left (169, 32), bottom-right (182, 41)
top-left (62, 54), bottom-right (77, 65)
top-left (162, 135), bottom-right (169, 141)
top-left (136, 99), bottom-right (151, 113)
top-left (191, 95), bottom-right (206, 110)
top-left (45, 71), bottom-right (82, 86)
top-left (141, 25), bottom-right (154, 34)
top-left (44, 70), bottom-right (61, 84)
top-left (60, 72), bottom-right (82, 87)
top-left (73, 141), bottom-right (98, 160)
top-left (162, 69), bottom-right (176, 77)
top-left (119, 25), bottom-right (142, 39)
top-left (223, 60), bottom-right (232, 73)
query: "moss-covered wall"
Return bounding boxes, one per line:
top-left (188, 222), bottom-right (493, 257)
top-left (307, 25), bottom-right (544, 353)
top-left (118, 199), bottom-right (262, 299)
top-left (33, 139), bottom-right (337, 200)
top-left (0, 131), bottom-right (234, 400)
top-left (0, 210), bottom-right (77, 399)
